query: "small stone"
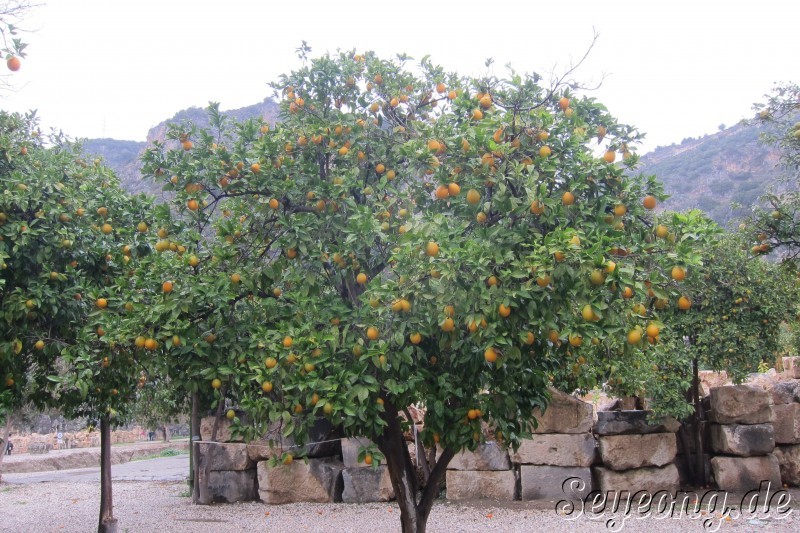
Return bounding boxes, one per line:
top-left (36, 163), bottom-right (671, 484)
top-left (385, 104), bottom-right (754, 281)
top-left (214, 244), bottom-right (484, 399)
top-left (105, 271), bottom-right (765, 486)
top-left (520, 465), bottom-right (592, 500)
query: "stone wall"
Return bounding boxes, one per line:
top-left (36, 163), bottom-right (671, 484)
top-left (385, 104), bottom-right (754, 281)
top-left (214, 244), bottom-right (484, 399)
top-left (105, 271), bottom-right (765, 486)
top-left (4, 427), bottom-right (147, 454)
top-left (196, 372), bottom-right (800, 506)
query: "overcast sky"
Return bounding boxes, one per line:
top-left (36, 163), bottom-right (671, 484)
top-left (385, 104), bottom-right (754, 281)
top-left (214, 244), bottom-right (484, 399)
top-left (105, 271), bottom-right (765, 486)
top-left (2, 0), bottom-right (798, 154)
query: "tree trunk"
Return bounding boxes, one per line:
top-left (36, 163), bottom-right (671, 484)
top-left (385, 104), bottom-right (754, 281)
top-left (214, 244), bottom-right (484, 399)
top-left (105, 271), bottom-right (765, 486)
top-left (0, 415), bottom-right (12, 483)
top-left (189, 390), bottom-right (199, 494)
top-left (98, 416), bottom-right (118, 533)
top-left (162, 425), bottom-right (170, 443)
top-left (376, 400), bottom-right (455, 533)
top-left (691, 356), bottom-right (707, 486)
top-left (195, 384), bottom-right (226, 505)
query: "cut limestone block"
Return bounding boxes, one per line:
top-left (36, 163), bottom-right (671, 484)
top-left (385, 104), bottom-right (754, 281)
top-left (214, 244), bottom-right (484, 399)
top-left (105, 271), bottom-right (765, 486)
top-left (598, 433), bottom-right (677, 471)
top-left (195, 441), bottom-right (254, 471)
top-left (446, 442), bottom-right (510, 471)
top-left (784, 357), bottom-right (800, 379)
top-left (206, 470), bottom-right (258, 503)
top-left (257, 457), bottom-right (344, 504)
top-left (774, 444), bottom-right (800, 486)
top-left (520, 465), bottom-right (592, 500)
top-left (771, 381), bottom-right (800, 405)
top-left (710, 454), bottom-right (781, 492)
top-left (445, 469), bottom-right (516, 500)
top-left (772, 404), bottom-right (800, 444)
top-left (593, 464), bottom-right (680, 494)
top-left (709, 385), bottom-right (773, 425)
top-left (341, 465), bottom-right (395, 503)
top-left (532, 388), bottom-right (593, 434)
top-left (594, 410), bottom-right (680, 436)
top-left (709, 424), bottom-right (775, 456)
top-left (511, 433), bottom-right (596, 467)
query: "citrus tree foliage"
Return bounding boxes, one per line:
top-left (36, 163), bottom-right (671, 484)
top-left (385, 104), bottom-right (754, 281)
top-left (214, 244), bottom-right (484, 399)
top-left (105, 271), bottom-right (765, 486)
top-left (0, 0), bottom-right (28, 77)
top-left (0, 110), bottom-right (156, 424)
top-left (140, 51), bottom-right (694, 530)
top-left (665, 218), bottom-right (796, 380)
top-left (749, 82), bottom-right (800, 259)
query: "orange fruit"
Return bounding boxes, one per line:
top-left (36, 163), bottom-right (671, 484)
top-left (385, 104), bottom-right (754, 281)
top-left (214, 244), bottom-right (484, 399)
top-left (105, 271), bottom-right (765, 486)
top-left (231, 273), bottom-right (241, 283)
top-left (678, 296), bottom-right (692, 310)
top-left (530, 200), bottom-right (545, 215)
top-left (603, 151), bottom-right (616, 163)
top-left (427, 139), bottom-right (442, 152)
top-left (613, 204), bottom-right (627, 217)
top-left (643, 195), bottom-right (657, 210)
top-left (162, 281), bottom-right (173, 293)
top-left (367, 327), bottom-right (379, 340)
top-left (627, 329), bottom-right (642, 345)
top-left (484, 347), bottom-right (498, 363)
top-left (435, 185), bottom-right (450, 200)
top-left (441, 317), bottom-right (455, 332)
top-left (410, 333), bottom-right (422, 345)
top-left (466, 189), bottom-right (481, 205)
top-left (6, 56), bottom-right (21, 72)
top-left (187, 199), bottom-right (199, 211)
top-left (447, 182), bottom-right (461, 196)
top-left (182, 140), bottom-right (193, 151)
top-left (562, 191), bottom-right (575, 205)
top-left (436, 82), bottom-right (446, 94)
top-left (646, 322), bottom-right (661, 338)
top-left (558, 97), bottom-right (570, 110)
top-left (375, 163), bottom-right (385, 174)
top-left (356, 272), bottom-right (368, 284)
top-left (96, 298), bottom-right (108, 309)
top-left (262, 381), bottom-right (273, 393)
top-left (425, 241), bottom-right (439, 257)
top-left (144, 338), bottom-right (158, 351)
top-left (479, 94), bottom-right (492, 108)
top-left (498, 303), bottom-right (511, 318)
top-left (283, 336), bottom-right (293, 348)
top-left (671, 266), bottom-right (686, 281)
top-left (539, 145), bottom-right (551, 158)
top-left (621, 286), bottom-right (634, 299)
top-left (251, 163), bottom-right (261, 173)
top-left (101, 223), bottom-right (113, 235)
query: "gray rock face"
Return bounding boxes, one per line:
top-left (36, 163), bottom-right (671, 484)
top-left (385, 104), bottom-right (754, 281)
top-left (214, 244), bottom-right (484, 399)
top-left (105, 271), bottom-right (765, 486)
top-left (598, 433), bottom-right (677, 471)
top-left (773, 444), bottom-right (800, 486)
top-left (195, 441), bottom-right (254, 471)
top-left (710, 454), bottom-right (782, 492)
top-left (710, 424), bottom-right (775, 456)
top-left (772, 404), bottom-right (800, 444)
top-left (341, 437), bottom-right (375, 468)
top-left (511, 433), bottom-right (596, 467)
top-left (520, 465), bottom-right (592, 500)
top-left (771, 381), bottom-right (800, 405)
top-left (207, 470), bottom-right (258, 503)
top-left (341, 466), bottom-right (395, 503)
top-left (593, 464), bottom-right (680, 494)
top-left (532, 388), bottom-right (593, 434)
top-left (445, 470), bottom-right (516, 500)
top-left (200, 416), bottom-right (238, 443)
top-left (446, 442), bottom-right (511, 471)
top-left (594, 410), bottom-right (680, 436)
top-left (709, 385), bottom-right (773, 425)
top-left (257, 457), bottom-right (344, 504)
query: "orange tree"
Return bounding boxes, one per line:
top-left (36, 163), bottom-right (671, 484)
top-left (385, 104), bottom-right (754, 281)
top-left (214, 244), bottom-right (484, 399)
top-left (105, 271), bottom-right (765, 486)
top-left (0, 110), bottom-right (160, 531)
top-left (0, 0), bottom-right (28, 80)
top-left (140, 50), bottom-right (694, 532)
top-left (749, 82), bottom-right (800, 257)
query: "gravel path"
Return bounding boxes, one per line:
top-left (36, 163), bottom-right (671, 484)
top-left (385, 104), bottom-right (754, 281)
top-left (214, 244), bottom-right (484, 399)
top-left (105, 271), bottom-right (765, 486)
top-left (2, 480), bottom-right (800, 532)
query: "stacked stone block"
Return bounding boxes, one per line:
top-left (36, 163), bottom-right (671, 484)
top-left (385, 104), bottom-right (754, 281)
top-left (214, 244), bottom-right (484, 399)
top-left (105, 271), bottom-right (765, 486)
top-left (770, 380), bottom-right (800, 485)
top-left (708, 384), bottom-right (782, 491)
top-left (340, 437), bottom-right (395, 503)
top-left (512, 388), bottom-right (595, 500)
top-left (194, 442), bottom-right (258, 503)
top-left (445, 442), bottom-right (515, 500)
top-left (593, 410), bottom-right (681, 494)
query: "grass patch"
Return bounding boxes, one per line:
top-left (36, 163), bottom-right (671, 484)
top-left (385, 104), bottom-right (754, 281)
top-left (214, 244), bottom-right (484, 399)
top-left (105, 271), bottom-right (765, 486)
top-left (134, 448), bottom-right (188, 461)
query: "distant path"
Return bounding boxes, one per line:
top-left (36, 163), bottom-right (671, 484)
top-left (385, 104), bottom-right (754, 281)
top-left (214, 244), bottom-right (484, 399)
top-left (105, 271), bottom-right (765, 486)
top-left (2, 454), bottom-right (190, 484)
top-left (0, 439), bottom-right (189, 474)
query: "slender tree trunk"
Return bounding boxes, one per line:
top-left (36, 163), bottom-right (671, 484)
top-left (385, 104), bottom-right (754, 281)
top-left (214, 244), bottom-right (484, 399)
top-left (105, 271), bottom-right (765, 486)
top-left (376, 400), bottom-right (455, 533)
top-left (0, 415), bottom-right (12, 483)
top-left (162, 425), bottom-right (170, 443)
top-left (98, 416), bottom-right (118, 533)
top-left (189, 390), bottom-right (199, 494)
top-left (691, 357), bottom-right (707, 486)
top-left (195, 384), bottom-right (226, 505)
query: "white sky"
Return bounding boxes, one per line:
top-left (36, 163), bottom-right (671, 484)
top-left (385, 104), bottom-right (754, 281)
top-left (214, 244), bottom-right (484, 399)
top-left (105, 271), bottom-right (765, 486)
top-left (2, 0), bottom-right (798, 154)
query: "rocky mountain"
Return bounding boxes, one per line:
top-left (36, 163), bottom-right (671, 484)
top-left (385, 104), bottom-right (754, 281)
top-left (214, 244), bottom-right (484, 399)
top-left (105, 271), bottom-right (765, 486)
top-left (81, 98), bottom-right (786, 228)
top-left (638, 120), bottom-right (783, 227)
top-left (80, 97), bottom-right (281, 197)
